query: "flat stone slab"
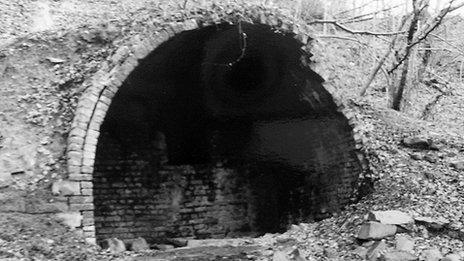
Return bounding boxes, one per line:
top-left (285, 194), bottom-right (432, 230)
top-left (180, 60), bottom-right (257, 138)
top-left (358, 221), bottom-right (397, 240)
top-left (368, 210), bottom-right (414, 225)
top-left (382, 251), bottom-right (418, 261)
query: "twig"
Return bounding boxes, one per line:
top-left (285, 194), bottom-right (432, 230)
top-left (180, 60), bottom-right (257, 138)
top-left (334, 0), bottom-right (375, 16)
top-left (429, 33), bottom-right (464, 56)
top-left (388, 0), bottom-right (463, 73)
top-left (309, 20), bottom-right (406, 36)
top-left (339, 3), bottom-right (403, 23)
top-left (342, 17), bottom-right (374, 24)
top-left (316, 34), bottom-right (393, 91)
top-left (358, 15), bottom-right (409, 96)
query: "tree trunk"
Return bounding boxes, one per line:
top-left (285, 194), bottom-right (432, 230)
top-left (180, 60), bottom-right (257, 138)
top-left (391, 0), bottom-right (422, 111)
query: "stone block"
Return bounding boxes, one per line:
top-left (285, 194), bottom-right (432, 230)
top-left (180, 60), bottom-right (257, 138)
top-left (357, 221), bottom-right (397, 240)
top-left (83, 231), bottom-right (96, 238)
top-left (130, 237), bottom-right (150, 251)
top-left (67, 165), bottom-right (81, 175)
top-left (83, 225), bottom-right (95, 232)
top-left (56, 212), bottom-right (82, 229)
top-left (395, 234), bottom-right (414, 252)
top-left (69, 203), bottom-right (94, 211)
top-left (80, 181), bottom-right (93, 189)
top-left (67, 142), bottom-right (82, 152)
top-left (69, 196), bottom-right (94, 204)
top-left (111, 46), bottom-right (130, 64)
top-left (183, 19), bottom-right (199, 31)
top-left (81, 189), bottom-right (93, 195)
top-left (52, 180), bottom-right (81, 196)
top-left (382, 251), bottom-right (418, 261)
top-left (81, 165), bottom-right (94, 174)
top-left (101, 238), bottom-right (126, 253)
top-left (368, 210), bottom-right (414, 225)
top-left (82, 157), bottom-right (95, 167)
top-left (85, 237), bottom-right (97, 245)
top-left (68, 174), bottom-right (92, 181)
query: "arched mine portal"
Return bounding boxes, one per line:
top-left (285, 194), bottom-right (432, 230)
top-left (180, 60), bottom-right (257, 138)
top-left (92, 22), bottom-right (362, 244)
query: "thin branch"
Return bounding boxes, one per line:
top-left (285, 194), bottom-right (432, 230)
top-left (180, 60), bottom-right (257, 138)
top-left (334, 0), bottom-right (376, 16)
top-left (359, 15), bottom-right (410, 96)
top-left (309, 20), bottom-right (406, 36)
top-left (388, 0), bottom-right (462, 73)
top-left (429, 33), bottom-right (464, 56)
top-left (342, 17), bottom-right (374, 24)
top-left (340, 3), bottom-right (403, 23)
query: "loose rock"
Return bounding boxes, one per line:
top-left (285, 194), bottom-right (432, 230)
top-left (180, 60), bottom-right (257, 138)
top-left (381, 251), bottom-right (418, 261)
top-left (450, 161), bottom-right (464, 170)
top-left (368, 210), bottom-right (414, 225)
top-left (414, 216), bottom-right (449, 230)
top-left (402, 137), bottom-right (431, 150)
top-left (101, 238), bottom-right (126, 254)
top-left (395, 234), bottom-right (414, 252)
top-left (131, 237), bottom-right (149, 251)
top-left (358, 222), bottom-right (397, 240)
top-left (273, 250), bottom-right (290, 261)
top-left (421, 249), bottom-right (442, 261)
top-left (367, 240), bottom-right (387, 261)
top-left (153, 244), bottom-right (174, 251)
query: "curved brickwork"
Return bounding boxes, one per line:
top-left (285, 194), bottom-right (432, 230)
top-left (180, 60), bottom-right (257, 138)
top-left (63, 4), bottom-right (370, 243)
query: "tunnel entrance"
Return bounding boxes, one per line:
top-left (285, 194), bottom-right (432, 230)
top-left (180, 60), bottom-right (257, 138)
top-left (92, 22), bottom-right (363, 245)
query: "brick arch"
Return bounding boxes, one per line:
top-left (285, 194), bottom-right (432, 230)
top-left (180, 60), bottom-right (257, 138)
top-left (63, 6), bottom-right (369, 244)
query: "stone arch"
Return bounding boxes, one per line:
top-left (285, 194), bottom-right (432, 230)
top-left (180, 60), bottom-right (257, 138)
top-left (63, 6), bottom-right (369, 244)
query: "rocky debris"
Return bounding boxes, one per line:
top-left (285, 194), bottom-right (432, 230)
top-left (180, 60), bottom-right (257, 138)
top-left (368, 210), bottom-right (414, 225)
top-left (358, 222), bottom-right (397, 240)
top-left (130, 237), bottom-right (149, 251)
top-left (381, 251), bottom-right (418, 261)
top-left (421, 248), bottom-right (443, 261)
top-left (101, 238), bottom-right (126, 254)
top-left (450, 161), bottom-right (464, 170)
top-left (395, 234), bottom-right (414, 252)
top-left (402, 137), bottom-right (438, 150)
top-left (366, 240), bottom-right (387, 260)
top-left (414, 216), bottom-right (450, 230)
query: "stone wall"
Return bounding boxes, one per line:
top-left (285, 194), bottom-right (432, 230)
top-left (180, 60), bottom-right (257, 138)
top-left (57, 3), bottom-right (371, 244)
top-left (93, 131), bottom-right (253, 244)
top-left (91, 116), bottom-right (362, 244)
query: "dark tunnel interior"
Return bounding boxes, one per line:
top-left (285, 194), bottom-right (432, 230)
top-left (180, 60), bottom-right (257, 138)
top-left (92, 23), bottom-right (363, 244)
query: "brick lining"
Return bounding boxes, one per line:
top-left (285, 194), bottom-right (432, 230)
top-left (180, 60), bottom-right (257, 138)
top-left (64, 5), bottom-right (370, 244)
